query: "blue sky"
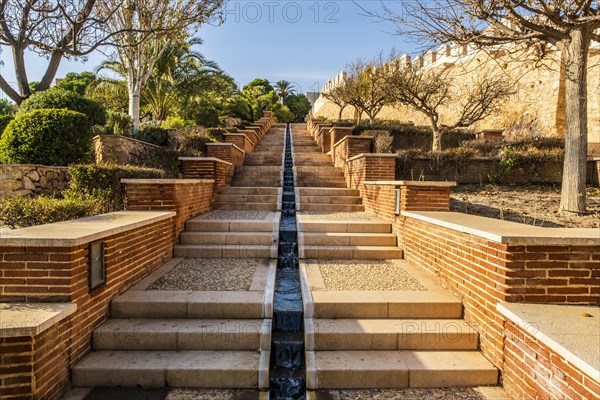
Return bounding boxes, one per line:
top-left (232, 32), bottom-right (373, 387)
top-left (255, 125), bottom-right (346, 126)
top-left (0, 1), bottom-right (418, 97)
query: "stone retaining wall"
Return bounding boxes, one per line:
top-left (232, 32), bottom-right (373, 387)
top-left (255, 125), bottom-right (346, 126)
top-left (0, 165), bottom-right (69, 198)
top-left (93, 135), bottom-right (160, 166)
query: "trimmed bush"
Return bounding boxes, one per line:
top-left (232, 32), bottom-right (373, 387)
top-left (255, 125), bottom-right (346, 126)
top-left (0, 115), bottom-right (14, 137)
top-left (104, 110), bottom-right (133, 136)
top-left (206, 127), bottom-right (237, 143)
top-left (134, 122), bottom-right (169, 146)
top-left (161, 116), bottom-right (194, 130)
top-left (0, 196), bottom-right (102, 229)
top-left (65, 164), bottom-right (167, 212)
top-left (0, 109), bottom-right (92, 166)
top-left (19, 88), bottom-right (106, 125)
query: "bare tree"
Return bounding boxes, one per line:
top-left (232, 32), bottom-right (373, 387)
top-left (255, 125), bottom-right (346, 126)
top-left (364, 0), bottom-right (600, 213)
top-left (0, 0), bottom-right (129, 104)
top-left (322, 83), bottom-right (348, 121)
top-left (343, 57), bottom-right (390, 124)
top-left (100, 0), bottom-right (224, 131)
top-left (387, 61), bottom-right (513, 151)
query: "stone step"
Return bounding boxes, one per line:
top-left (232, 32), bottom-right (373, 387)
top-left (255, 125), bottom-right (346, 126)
top-left (231, 180), bottom-right (281, 187)
top-left (299, 232), bottom-right (396, 247)
top-left (218, 187), bottom-right (280, 195)
top-left (295, 181), bottom-right (347, 188)
top-left (215, 194), bottom-right (280, 203)
top-left (213, 202), bottom-right (280, 211)
top-left (299, 195), bottom-right (362, 204)
top-left (297, 203), bottom-right (365, 212)
top-left (305, 319), bottom-right (478, 351)
top-left (174, 244), bottom-right (277, 259)
top-left (180, 231), bottom-right (277, 245)
top-left (94, 319), bottom-right (271, 351)
top-left (186, 218), bottom-right (276, 233)
top-left (299, 245), bottom-right (402, 260)
top-left (297, 188), bottom-right (360, 197)
top-left (72, 350), bottom-right (268, 388)
top-left (306, 350), bottom-right (498, 389)
top-left (304, 291), bottom-right (463, 319)
top-left (112, 290), bottom-right (272, 319)
top-left (299, 220), bottom-right (392, 233)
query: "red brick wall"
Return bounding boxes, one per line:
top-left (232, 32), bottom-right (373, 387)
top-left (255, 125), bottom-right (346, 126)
top-left (316, 127), bottom-right (332, 153)
top-left (330, 127), bottom-right (354, 161)
top-left (346, 155), bottom-right (395, 189)
top-left (239, 129), bottom-right (260, 144)
top-left (181, 159), bottom-right (233, 188)
top-left (0, 217), bottom-right (174, 400)
top-left (503, 318), bottom-right (600, 400)
top-left (124, 180), bottom-right (214, 239)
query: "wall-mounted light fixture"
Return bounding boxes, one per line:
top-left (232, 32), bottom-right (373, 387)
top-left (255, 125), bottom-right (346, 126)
top-left (394, 189), bottom-right (401, 215)
top-left (88, 240), bottom-right (105, 290)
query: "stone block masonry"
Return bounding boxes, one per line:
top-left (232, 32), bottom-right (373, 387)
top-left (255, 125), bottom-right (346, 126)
top-left (93, 135), bottom-right (160, 166)
top-left (0, 165), bottom-right (69, 198)
top-left (0, 211), bottom-right (175, 399)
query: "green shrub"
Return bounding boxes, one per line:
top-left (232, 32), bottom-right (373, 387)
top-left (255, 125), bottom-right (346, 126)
top-left (0, 115), bottom-right (14, 137)
top-left (0, 196), bottom-right (102, 229)
top-left (18, 88), bottom-right (106, 125)
top-left (161, 116), bottom-right (194, 130)
top-left (0, 109), bottom-right (92, 166)
top-left (104, 110), bottom-right (133, 136)
top-left (395, 149), bottom-right (426, 180)
top-left (489, 147), bottom-right (564, 183)
top-left (134, 122), bottom-right (168, 146)
top-left (65, 164), bottom-right (167, 212)
top-left (363, 130), bottom-right (393, 153)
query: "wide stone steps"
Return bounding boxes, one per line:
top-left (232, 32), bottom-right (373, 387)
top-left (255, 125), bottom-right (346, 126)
top-left (299, 220), bottom-right (392, 233)
top-left (297, 188), bottom-right (360, 197)
top-left (213, 202), bottom-right (280, 211)
top-left (215, 194), bottom-right (280, 203)
top-left (304, 291), bottom-right (463, 319)
top-left (299, 232), bottom-right (396, 247)
top-left (297, 203), bottom-right (365, 212)
top-left (218, 187), bottom-right (280, 195)
top-left (305, 319), bottom-right (478, 351)
top-left (180, 231), bottom-right (276, 245)
top-left (299, 245), bottom-right (402, 260)
top-left (299, 195), bottom-right (362, 204)
top-left (174, 244), bottom-right (277, 259)
top-left (306, 350), bottom-right (498, 389)
top-left (295, 180), bottom-right (346, 188)
top-left (94, 318), bottom-right (271, 350)
top-left (112, 290), bottom-right (272, 319)
top-left (72, 350), bottom-right (268, 388)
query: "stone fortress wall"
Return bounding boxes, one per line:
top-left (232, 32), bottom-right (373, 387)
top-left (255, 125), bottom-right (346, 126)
top-left (313, 41), bottom-right (600, 154)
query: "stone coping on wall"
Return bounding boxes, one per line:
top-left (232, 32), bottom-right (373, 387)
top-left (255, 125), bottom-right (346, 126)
top-left (400, 211), bottom-right (600, 245)
top-left (0, 211), bottom-right (175, 247)
top-left (497, 302), bottom-right (600, 380)
top-left (92, 134), bottom-right (161, 148)
top-left (121, 179), bottom-right (215, 184)
top-left (223, 133), bottom-right (256, 146)
top-left (0, 303), bottom-right (77, 338)
top-left (205, 142), bottom-right (246, 154)
top-left (332, 135), bottom-right (374, 149)
top-left (178, 157), bottom-right (233, 166)
top-left (346, 153), bottom-right (399, 162)
top-left (364, 180), bottom-right (457, 187)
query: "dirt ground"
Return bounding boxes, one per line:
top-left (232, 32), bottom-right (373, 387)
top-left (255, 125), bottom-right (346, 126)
top-left (451, 184), bottom-right (600, 228)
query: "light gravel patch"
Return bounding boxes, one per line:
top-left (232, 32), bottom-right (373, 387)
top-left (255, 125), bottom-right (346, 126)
top-left (203, 210), bottom-right (270, 220)
top-left (148, 258), bottom-right (259, 291)
top-left (322, 387), bottom-right (487, 400)
top-left (166, 389), bottom-right (260, 400)
top-left (318, 260), bottom-right (428, 291)
top-left (302, 212), bottom-right (379, 221)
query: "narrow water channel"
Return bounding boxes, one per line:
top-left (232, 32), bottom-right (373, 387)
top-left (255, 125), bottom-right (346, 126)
top-left (269, 123), bottom-right (306, 399)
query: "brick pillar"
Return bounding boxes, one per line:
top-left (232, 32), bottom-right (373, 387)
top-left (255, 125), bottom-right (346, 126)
top-left (330, 127), bottom-right (354, 160)
top-left (397, 181), bottom-right (456, 211)
top-left (346, 154), bottom-right (396, 189)
top-left (179, 157), bottom-right (233, 188)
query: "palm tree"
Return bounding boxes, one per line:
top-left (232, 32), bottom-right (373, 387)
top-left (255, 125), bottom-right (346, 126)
top-left (275, 80), bottom-right (295, 104)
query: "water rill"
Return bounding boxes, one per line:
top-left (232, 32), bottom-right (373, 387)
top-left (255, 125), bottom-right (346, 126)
top-left (269, 123), bottom-right (306, 399)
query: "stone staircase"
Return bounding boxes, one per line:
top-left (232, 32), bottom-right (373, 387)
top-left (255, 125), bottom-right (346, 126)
top-left (290, 123), bottom-right (499, 392)
top-left (71, 123), bottom-right (284, 392)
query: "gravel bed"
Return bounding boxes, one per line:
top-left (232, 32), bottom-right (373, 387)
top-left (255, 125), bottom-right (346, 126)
top-left (148, 258), bottom-right (259, 291)
top-left (202, 210), bottom-right (270, 220)
top-left (318, 260), bottom-right (428, 291)
top-left (320, 388), bottom-right (487, 399)
top-left (165, 389), bottom-right (260, 400)
top-left (302, 211), bottom-right (379, 221)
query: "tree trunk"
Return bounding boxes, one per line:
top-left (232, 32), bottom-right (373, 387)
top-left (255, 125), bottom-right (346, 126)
top-left (337, 105), bottom-right (345, 121)
top-left (559, 28), bottom-right (590, 213)
top-left (430, 117), bottom-right (442, 152)
top-left (354, 106), bottom-right (362, 125)
top-left (129, 90), bottom-right (142, 133)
